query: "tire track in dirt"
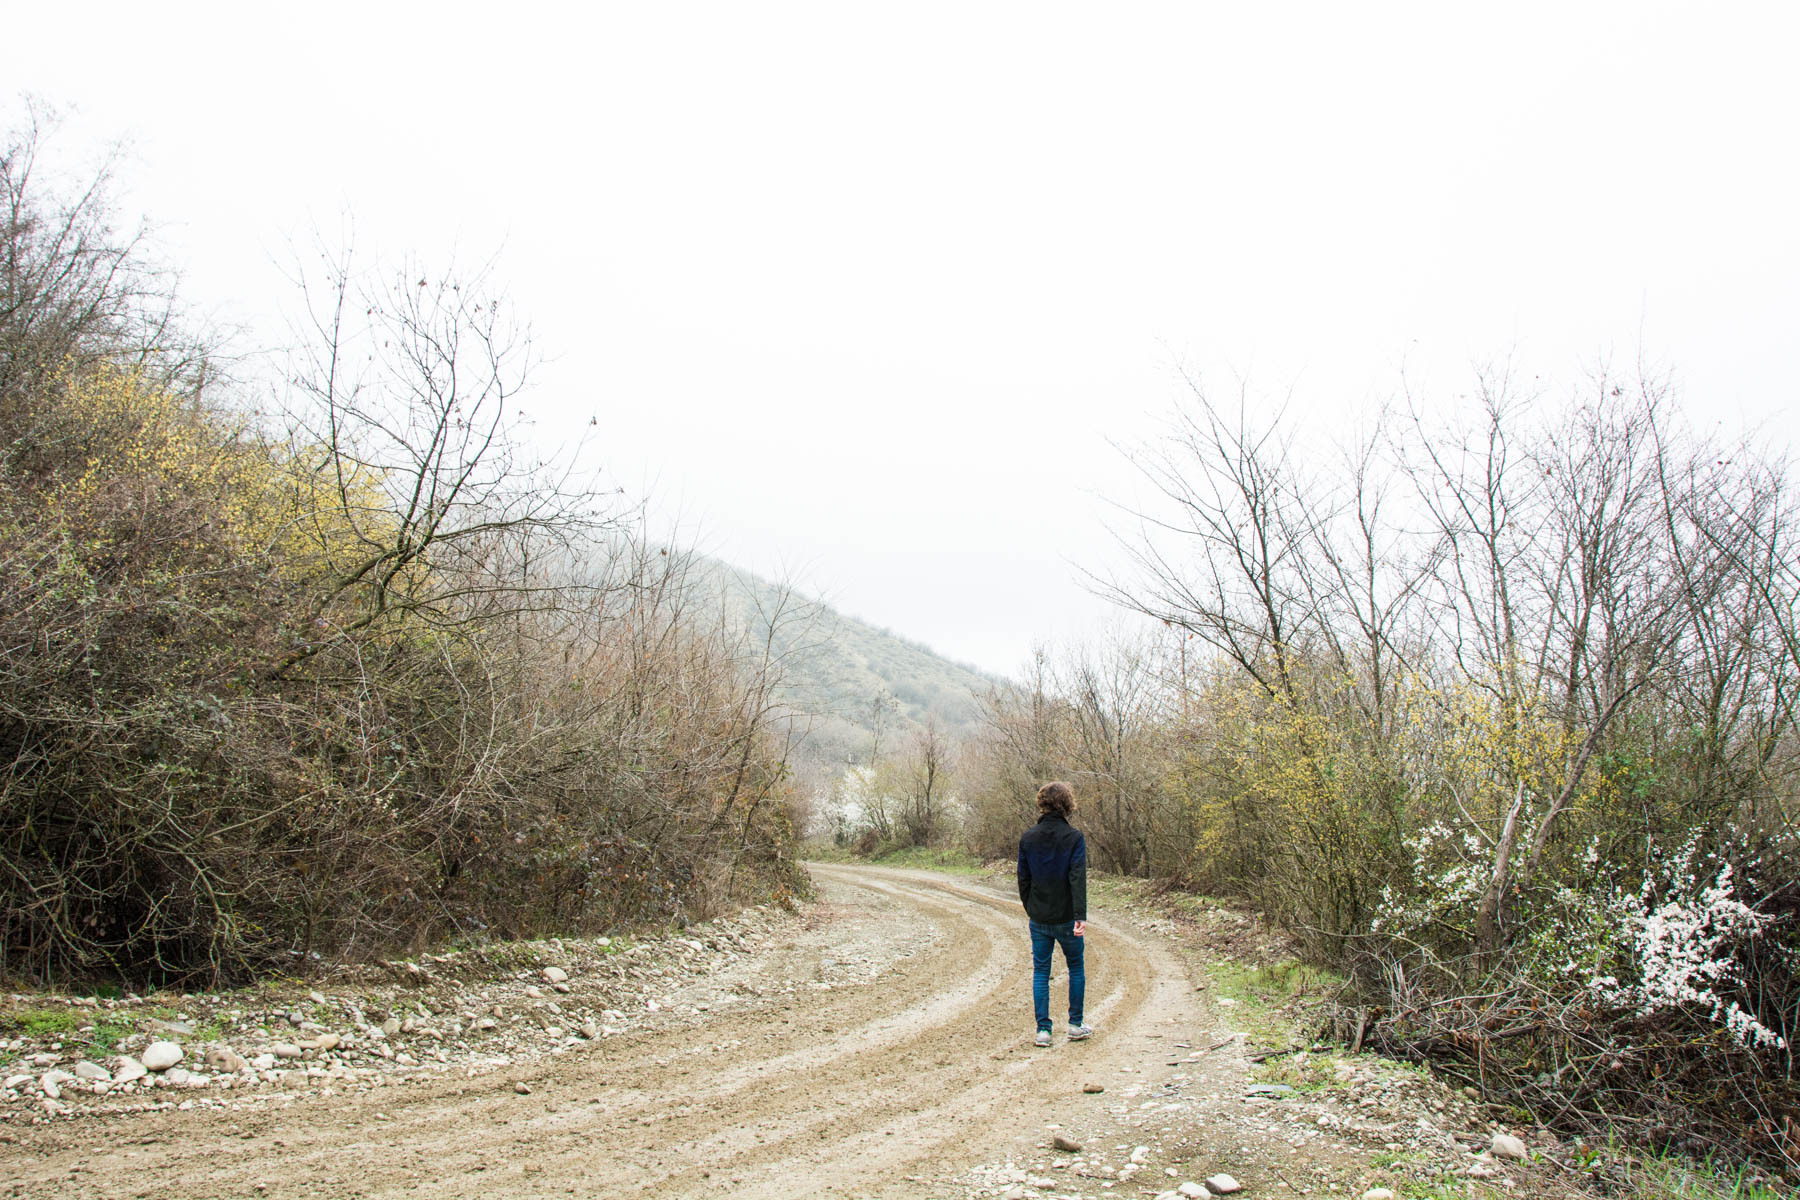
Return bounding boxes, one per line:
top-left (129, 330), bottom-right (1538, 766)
top-left (4, 864), bottom-right (1213, 1200)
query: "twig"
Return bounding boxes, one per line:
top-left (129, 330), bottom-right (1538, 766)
top-left (1248, 1045), bottom-right (1304, 1063)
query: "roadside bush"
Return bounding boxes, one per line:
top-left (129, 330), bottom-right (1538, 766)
top-left (0, 114), bottom-right (804, 986)
top-left (960, 638), bottom-right (1186, 876)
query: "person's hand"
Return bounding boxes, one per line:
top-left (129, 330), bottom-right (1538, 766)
top-left (1073, 920), bottom-right (1086, 937)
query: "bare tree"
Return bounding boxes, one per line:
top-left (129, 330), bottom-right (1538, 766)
top-left (0, 101), bottom-right (208, 417)
top-left (1401, 375), bottom-right (1709, 959)
top-left (866, 689), bottom-right (898, 769)
top-left (272, 243), bottom-right (622, 679)
top-left (1099, 376), bottom-right (1320, 708)
top-left (1062, 635), bottom-right (1165, 874)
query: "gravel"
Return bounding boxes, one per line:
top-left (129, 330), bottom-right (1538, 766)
top-left (0, 904), bottom-right (794, 1126)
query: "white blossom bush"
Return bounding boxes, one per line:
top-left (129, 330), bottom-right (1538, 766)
top-left (1372, 825), bottom-right (1786, 1052)
top-left (1589, 854), bottom-right (1785, 1052)
top-left (1367, 820), bottom-right (1488, 941)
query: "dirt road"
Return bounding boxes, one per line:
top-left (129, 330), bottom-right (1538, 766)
top-left (4, 864), bottom-right (1401, 1199)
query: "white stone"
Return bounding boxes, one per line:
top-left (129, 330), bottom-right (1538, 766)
top-left (40, 1076), bottom-right (61, 1100)
top-left (1179, 1184), bottom-right (1208, 1198)
top-left (142, 1041), bottom-right (184, 1071)
top-left (1204, 1175), bottom-right (1243, 1195)
top-left (271, 1043), bottom-right (303, 1059)
top-left (381, 1017), bottom-right (401, 1036)
top-left (3, 1074), bottom-right (30, 1090)
top-left (542, 967), bottom-right (569, 983)
top-left (41, 1069), bottom-right (76, 1088)
top-left (1130, 1146), bottom-right (1152, 1164)
top-left (73, 1061), bottom-right (110, 1082)
top-left (1362, 1190), bottom-right (1399, 1200)
top-left (1491, 1133), bottom-right (1528, 1160)
top-left (113, 1056), bottom-right (147, 1083)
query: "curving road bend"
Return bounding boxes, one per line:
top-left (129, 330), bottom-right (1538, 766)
top-left (5, 864), bottom-right (1223, 1199)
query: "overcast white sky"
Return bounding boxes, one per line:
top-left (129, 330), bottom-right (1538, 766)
top-left (13, 2), bottom-right (1799, 677)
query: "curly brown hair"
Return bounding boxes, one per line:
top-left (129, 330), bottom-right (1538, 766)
top-left (1036, 780), bottom-right (1076, 817)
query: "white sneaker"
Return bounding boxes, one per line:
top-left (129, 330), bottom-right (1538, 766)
top-left (1033, 1030), bottom-right (1052, 1047)
top-left (1067, 1023), bottom-right (1093, 1041)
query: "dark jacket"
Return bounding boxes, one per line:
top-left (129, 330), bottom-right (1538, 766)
top-left (1017, 812), bottom-right (1087, 924)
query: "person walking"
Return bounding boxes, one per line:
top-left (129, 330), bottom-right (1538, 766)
top-left (1017, 780), bottom-right (1091, 1047)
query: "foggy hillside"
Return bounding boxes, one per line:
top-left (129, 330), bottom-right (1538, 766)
top-left (695, 558), bottom-right (1005, 769)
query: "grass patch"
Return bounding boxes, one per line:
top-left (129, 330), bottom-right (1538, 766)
top-left (1385, 1134), bottom-right (1794, 1200)
top-left (801, 842), bottom-right (987, 874)
top-left (1603, 1149), bottom-right (1794, 1200)
top-left (1250, 1051), bottom-right (1338, 1093)
top-left (1208, 957), bottom-right (1344, 1042)
top-left (868, 845), bottom-right (985, 874)
top-left (2, 1008), bottom-right (79, 1037)
top-left (83, 1017), bottom-right (133, 1054)
top-left (1211, 958), bottom-right (1334, 1004)
top-left (1242, 958), bottom-right (1343, 1000)
top-left (1398, 1180), bottom-right (1513, 1199)
top-left (1129, 881), bottom-right (1234, 918)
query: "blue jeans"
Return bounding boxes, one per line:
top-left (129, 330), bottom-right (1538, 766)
top-left (1029, 919), bottom-right (1085, 1033)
